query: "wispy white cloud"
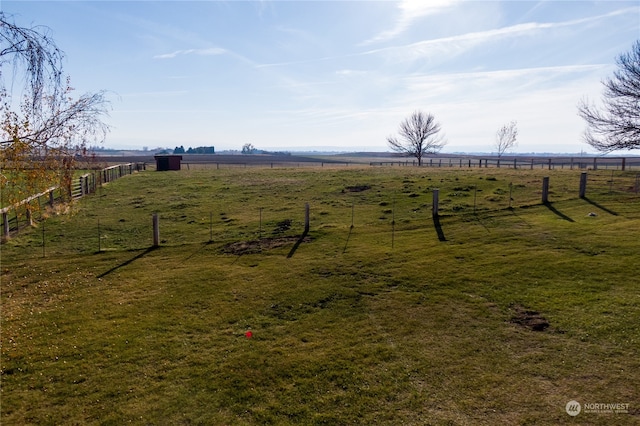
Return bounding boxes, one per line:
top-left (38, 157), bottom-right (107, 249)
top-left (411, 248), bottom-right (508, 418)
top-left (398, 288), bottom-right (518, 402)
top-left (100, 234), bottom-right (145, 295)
top-left (363, 0), bottom-right (460, 44)
top-left (253, 7), bottom-right (638, 70)
top-left (364, 6), bottom-right (639, 62)
top-left (154, 47), bottom-right (227, 59)
top-left (335, 69), bottom-right (369, 77)
top-left (397, 64), bottom-right (607, 108)
top-left (119, 90), bottom-right (190, 100)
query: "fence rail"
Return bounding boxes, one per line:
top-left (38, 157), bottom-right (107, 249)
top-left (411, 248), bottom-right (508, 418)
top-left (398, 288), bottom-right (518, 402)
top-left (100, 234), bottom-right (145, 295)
top-left (1, 162), bottom-right (146, 239)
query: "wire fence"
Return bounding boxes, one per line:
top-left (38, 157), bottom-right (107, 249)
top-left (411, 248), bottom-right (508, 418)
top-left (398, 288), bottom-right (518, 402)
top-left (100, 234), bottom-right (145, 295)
top-left (1, 163), bottom-right (146, 239)
top-left (369, 156), bottom-right (640, 171)
top-left (12, 168), bottom-right (638, 257)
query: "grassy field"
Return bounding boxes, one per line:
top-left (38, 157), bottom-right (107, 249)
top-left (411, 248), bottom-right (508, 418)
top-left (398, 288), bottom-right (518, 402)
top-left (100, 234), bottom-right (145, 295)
top-left (1, 166), bottom-right (639, 425)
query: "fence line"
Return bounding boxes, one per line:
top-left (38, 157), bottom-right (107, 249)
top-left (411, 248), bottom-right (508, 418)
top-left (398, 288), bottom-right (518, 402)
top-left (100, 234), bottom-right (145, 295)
top-left (1, 162), bottom-right (146, 239)
top-left (179, 161), bottom-right (353, 170)
top-left (48, 171), bottom-right (640, 253)
top-left (369, 157), bottom-right (640, 171)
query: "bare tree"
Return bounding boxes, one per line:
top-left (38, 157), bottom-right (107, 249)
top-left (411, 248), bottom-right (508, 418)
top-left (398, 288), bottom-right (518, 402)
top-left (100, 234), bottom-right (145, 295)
top-left (387, 111), bottom-right (446, 166)
top-left (0, 12), bottom-right (110, 208)
top-left (578, 40), bottom-right (640, 152)
top-left (494, 120), bottom-right (518, 166)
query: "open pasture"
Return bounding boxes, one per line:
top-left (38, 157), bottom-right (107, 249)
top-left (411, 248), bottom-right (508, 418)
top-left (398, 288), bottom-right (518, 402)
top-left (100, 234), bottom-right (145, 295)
top-left (1, 166), bottom-right (639, 425)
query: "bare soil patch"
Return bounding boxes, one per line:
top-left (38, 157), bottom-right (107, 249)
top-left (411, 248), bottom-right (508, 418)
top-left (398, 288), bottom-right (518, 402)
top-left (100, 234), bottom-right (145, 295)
top-left (272, 219), bottom-right (292, 234)
top-left (344, 184), bottom-right (371, 192)
top-left (222, 236), bottom-right (310, 255)
top-left (509, 304), bottom-right (550, 331)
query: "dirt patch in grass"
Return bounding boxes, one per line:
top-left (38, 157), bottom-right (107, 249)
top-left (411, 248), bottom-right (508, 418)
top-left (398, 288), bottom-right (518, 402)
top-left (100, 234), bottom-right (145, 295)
top-left (509, 304), bottom-right (550, 331)
top-left (272, 219), bottom-right (292, 234)
top-left (222, 236), bottom-right (310, 255)
top-left (344, 184), bottom-right (371, 192)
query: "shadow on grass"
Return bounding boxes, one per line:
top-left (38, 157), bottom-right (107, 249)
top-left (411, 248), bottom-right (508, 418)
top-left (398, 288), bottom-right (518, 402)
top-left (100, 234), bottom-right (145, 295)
top-left (343, 225), bottom-right (354, 254)
top-left (543, 202), bottom-right (575, 222)
top-left (433, 215), bottom-right (446, 242)
top-left (509, 208), bottom-right (533, 228)
top-left (287, 231), bottom-right (308, 259)
top-left (582, 197), bottom-right (619, 216)
top-left (183, 241), bottom-right (215, 261)
top-left (97, 246), bottom-right (158, 278)
top-left (472, 213), bottom-right (491, 233)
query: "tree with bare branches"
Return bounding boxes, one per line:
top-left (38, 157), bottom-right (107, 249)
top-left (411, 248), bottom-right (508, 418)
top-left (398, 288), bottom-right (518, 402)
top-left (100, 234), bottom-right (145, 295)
top-left (1, 12), bottom-right (110, 208)
top-left (578, 40), bottom-right (640, 152)
top-left (494, 120), bottom-right (518, 166)
top-left (387, 111), bottom-right (446, 166)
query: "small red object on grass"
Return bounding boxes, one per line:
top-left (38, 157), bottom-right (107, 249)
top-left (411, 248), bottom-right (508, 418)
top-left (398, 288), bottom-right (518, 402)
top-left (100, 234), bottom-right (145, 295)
top-left (245, 330), bottom-right (253, 339)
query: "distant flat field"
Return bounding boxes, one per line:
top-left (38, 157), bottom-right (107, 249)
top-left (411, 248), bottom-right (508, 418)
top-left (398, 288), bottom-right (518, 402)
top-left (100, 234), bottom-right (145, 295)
top-left (87, 153), bottom-right (640, 171)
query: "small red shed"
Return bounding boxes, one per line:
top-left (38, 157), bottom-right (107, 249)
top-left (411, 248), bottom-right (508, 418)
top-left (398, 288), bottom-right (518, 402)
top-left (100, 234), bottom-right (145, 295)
top-left (154, 154), bottom-right (182, 171)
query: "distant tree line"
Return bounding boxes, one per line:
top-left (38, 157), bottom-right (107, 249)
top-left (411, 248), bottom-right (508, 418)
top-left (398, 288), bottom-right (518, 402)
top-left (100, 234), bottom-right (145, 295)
top-left (173, 145), bottom-right (215, 154)
top-left (241, 143), bottom-right (290, 156)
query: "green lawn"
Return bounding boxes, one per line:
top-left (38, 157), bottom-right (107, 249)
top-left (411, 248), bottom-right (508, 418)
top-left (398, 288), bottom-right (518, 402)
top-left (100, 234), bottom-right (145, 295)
top-left (1, 166), bottom-right (639, 425)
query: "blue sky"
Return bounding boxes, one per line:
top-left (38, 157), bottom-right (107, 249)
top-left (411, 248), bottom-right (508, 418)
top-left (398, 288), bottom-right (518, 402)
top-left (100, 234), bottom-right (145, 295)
top-left (2, 1), bottom-right (639, 153)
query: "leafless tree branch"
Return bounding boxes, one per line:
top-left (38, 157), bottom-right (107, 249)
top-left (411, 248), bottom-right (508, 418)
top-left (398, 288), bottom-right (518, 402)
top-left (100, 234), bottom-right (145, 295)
top-left (578, 40), bottom-right (640, 152)
top-left (0, 13), bottom-right (110, 206)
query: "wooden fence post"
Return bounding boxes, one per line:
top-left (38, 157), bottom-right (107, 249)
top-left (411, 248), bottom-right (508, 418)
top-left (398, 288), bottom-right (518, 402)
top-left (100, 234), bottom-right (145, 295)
top-left (432, 189), bottom-right (439, 217)
top-left (26, 207), bottom-right (33, 226)
top-left (542, 177), bottom-right (550, 203)
top-left (3, 212), bottom-right (9, 238)
top-left (579, 172), bottom-right (587, 199)
top-left (152, 213), bottom-right (160, 247)
top-left (622, 158), bottom-right (626, 171)
top-left (304, 203), bottom-right (310, 234)
top-left (509, 182), bottom-right (513, 209)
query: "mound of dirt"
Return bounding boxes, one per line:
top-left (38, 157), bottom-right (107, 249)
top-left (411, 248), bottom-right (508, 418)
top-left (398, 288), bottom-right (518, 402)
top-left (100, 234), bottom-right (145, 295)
top-left (510, 304), bottom-right (550, 331)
